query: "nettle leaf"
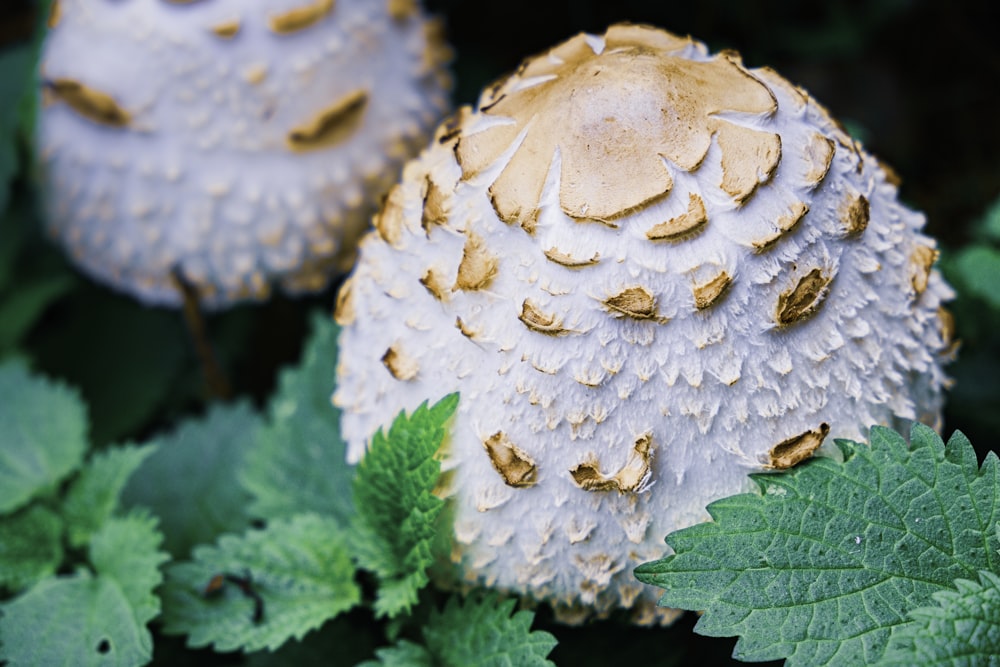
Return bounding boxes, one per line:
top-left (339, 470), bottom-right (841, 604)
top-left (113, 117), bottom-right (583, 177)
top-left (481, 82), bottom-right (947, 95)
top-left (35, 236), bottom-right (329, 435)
top-left (635, 424), bottom-right (1000, 666)
top-left (0, 359), bottom-right (88, 513)
top-left (350, 395), bottom-right (458, 619)
top-left (62, 444), bottom-right (157, 548)
top-left (0, 504), bottom-right (64, 592)
top-left (123, 401), bottom-right (260, 557)
top-left (241, 312), bottom-right (354, 523)
top-left (876, 570), bottom-right (1000, 666)
top-left (363, 593), bottom-right (557, 667)
top-left (160, 513), bottom-right (360, 653)
top-left (0, 511), bottom-right (167, 666)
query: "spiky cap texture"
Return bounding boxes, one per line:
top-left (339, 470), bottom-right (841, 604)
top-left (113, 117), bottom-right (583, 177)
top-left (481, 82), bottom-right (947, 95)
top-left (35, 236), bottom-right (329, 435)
top-left (39, 0), bottom-right (451, 308)
top-left (334, 24), bottom-right (954, 623)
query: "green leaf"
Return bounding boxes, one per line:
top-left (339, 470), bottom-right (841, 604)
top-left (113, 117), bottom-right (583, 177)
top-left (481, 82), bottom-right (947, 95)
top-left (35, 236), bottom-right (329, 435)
top-left (241, 312), bottom-right (354, 523)
top-left (876, 570), bottom-right (1000, 666)
top-left (0, 45), bottom-right (33, 214)
top-left (363, 593), bottom-right (557, 667)
top-left (954, 245), bottom-right (1000, 310)
top-left (160, 513), bottom-right (360, 653)
top-left (634, 424), bottom-right (1000, 666)
top-left (0, 359), bottom-right (88, 513)
top-left (0, 504), bottom-right (63, 592)
top-left (349, 395), bottom-right (458, 619)
top-left (62, 444), bottom-right (157, 548)
top-left (123, 402), bottom-right (260, 557)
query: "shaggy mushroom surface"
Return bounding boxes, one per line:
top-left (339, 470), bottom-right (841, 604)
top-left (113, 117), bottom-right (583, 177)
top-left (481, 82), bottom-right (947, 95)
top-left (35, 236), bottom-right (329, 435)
top-left (334, 23), bottom-right (954, 623)
top-left (39, 0), bottom-right (451, 307)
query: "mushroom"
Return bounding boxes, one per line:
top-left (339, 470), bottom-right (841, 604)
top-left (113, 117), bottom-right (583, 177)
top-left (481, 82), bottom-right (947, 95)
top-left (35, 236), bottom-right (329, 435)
top-left (38, 0), bottom-right (451, 308)
top-left (333, 24), bottom-right (955, 624)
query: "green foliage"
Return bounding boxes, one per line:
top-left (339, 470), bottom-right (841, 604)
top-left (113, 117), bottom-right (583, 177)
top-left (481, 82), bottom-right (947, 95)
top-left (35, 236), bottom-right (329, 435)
top-left (62, 444), bottom-right (157, 548)
top-left (123, 401), bottom-right (260, 557)
top-left (0, 45), bottom-right (33, 214)
top-left (241, 312), bottom-right (353, 523)
top-left (0, 359), bottom-right (87, 513)
top-left (953, 246), bottom-right (1000, 310)
top-left (876, 570), bottom-right (1000, 666)
top-left (362, 593), bottom-right (557, 667)
top-left (350, 395), bottom-right (457, 619)
top-left (636, 424), bottom-right (1000, 666)
top-left (160, 513), bottom-right (360, 653)
top-left (0, 504), bottom-right (63, 592)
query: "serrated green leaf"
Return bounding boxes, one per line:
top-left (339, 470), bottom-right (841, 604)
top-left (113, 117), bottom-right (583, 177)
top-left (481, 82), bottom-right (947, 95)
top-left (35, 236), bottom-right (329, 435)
top-left (349, 395), bottom-right (457, 618)
top-left (241, 312), bottom-right (354, 523)
top-left (876, 570), bottom-right (1000, 666)
top-left (0, 359), bottom-right (88, 513)
top-left (123, 402), bottom-right (260, 557)
top-left (160, 513), bottom-right (360, 653)
top-left (0, 572), bottom-right (152, 666)
top-left (62, 444), bottom-right (157, 548)
top-left (359, 640), bottom-right (434, 667)
top-left (635, 424), bottom-right (1000, 666)
top-left (89, 510), bottom-right (169, 629)
top-left (0, 504), bottom-right (63, 592)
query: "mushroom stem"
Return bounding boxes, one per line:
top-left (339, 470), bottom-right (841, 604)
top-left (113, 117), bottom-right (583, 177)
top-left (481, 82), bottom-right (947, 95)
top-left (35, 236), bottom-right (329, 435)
top-left (172, 269), bottom-right (232, 400)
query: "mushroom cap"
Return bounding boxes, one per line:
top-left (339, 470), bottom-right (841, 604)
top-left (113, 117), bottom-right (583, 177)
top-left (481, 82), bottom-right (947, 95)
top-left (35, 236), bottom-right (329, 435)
top-left (39, 0), bottom-right (451, 308)
top-left (333, 24), bottom-right (954, 623)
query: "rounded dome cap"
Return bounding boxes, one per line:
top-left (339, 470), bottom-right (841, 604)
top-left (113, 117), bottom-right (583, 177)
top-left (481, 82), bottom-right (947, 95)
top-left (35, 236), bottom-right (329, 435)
top-left (333, 24), bottom-right (955, 623)
top-left (39, 0), bottom-right (451, 307)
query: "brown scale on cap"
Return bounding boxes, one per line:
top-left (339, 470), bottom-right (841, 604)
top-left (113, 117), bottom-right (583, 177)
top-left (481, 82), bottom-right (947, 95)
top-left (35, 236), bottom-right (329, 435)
top-left (420, 268), bottom-right (450, 301)
top-left (484, 432), bottom-right (538, 487)
top-left (570, 434), bottom-right (653, 493)
top-left (803, 133), bottom-right (836, 188)
top-left (454, 24), bottom-right (777, 227)
top-left (543, 248), bottom-right (600, 268)
top-left (603, 286), bottom-right (658, 321)
top-left (46, 79), bottom-right (130, 127)
top-left (48, 0), bottom-right (61, 28)
top-left (421, 174), bottom-right (450, 230)
top-left (211, 19), bottom-right (241, 39)
top-left (752, 202), bottom-right (809, 252)
top-left (333, 276), bottom-right (355, 325)
top-left (911, 244), bottom-right (939, 295)
top-left (453, 233), bottom-right (498, 291)
top-left (381, 345), bottom-right (419, 381)
top-left (518, 299), bottom-right (569, 336)
top-left (766, 423), bottom-right (830, 469)
top-left (268, 0), bottom-right (334, 35)
top-left (840, 194), bottom-right (870, 236)
top-left (388, 0), bottom-right (417, 20)
top-left (692, 270), bottom-right (732, 310)
top-left (286, 89), bottom-right (368, 152)
top-left (374, 184), bottom-right (406, 246)
top-left (645, 193), bottom-right (708, 242)
top-left (776, 268), bottom-right (834, 326)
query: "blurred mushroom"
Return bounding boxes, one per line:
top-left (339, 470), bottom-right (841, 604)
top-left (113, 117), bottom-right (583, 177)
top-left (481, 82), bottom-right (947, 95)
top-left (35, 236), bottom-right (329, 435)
top-left (38, 0), bottom-right (451, 308)
top-left (333, 24), bottom-right (954, 623)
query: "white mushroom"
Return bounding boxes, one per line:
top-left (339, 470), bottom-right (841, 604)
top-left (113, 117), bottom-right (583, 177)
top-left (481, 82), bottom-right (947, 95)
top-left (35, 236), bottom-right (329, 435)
top-left (38, 0), bottom-right (451, 308)
top-left (333, 24), bottom-right (955, 624)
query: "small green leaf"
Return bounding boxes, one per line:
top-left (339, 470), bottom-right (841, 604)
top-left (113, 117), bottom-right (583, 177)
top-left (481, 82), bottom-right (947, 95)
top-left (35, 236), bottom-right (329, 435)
top-left (876, 570), bottom-right (1000, 666)
top-left (0, 504), bottom-right (64, 592)
top-left (123, 402), bottom-right (260, 557)
top-left (160, 513), bottom-right (360, 653)
top-left (0, 359), bottom-right (88, 513)
top-left (241, 312), bottom-right (354, 523)
top-left (349, 395), bottom-right (458, 618)
top-left (635, 424), bottom-right (1000, 666)
top-left (61, 444), bottom-right (157, 548)
top-left (359, 640), bottom-right (434, 667)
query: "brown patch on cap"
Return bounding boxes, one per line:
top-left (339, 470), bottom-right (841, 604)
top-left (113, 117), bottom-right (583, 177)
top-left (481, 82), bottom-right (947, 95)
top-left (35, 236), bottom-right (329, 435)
top-left (420, 268), bottom-right (449, 301)
top-left (381, 345), bottom-right (418, 381)
top-left (543, 248), bottom-right (600, 268)
top-left (374, 184), bottom-right (406, 246)
top-left (752, 202), bottom-right (808, 252)
top-left (518, 299), bottom-right (569, 336)
top-left (453, 233), bottom-right (498, 291)
top-left (333, 276), bottom-right (355, 325)
top-left (880, 160), bottom-right (902, 187)
top-left (766, 423), bottom-right (829, 469)
top-left (570, 434), bottom-right (653, 493)
top-left (840, 194), bottom-right (869, 236)
top-left (938, 306), bottom-right (960, 356)
top-left (268, 0), bottom-right (334, 34)
top-left (716, 123), bottom-right (781, 205)
top-left (776, 268), bottom-right (833, 326)
top-left (47, 79), bottom-right (130, 127)
top-left (243, 64), bottom-right (268, 85)
top-left (484, 432), bottom-right (537, 487)
top-left (646, 193), bottom-right (708, 241)
top-left (455, 25), bottom-right (777, 226)
top-left (437, 108), bottom-right (470, 145)
top-left (421, 17), bottom-right (453, 75)
top-left (803, 133), bottom-right (836, 188)
top-left (692, 271), bottom-right (732, 310)
top-left (48, 0), bottom-right (61, 28)
top-left (421, 175), bottom-right (450, 230)
top-left (603, 286), bottom-right (657, 320)
top-left (388, 0), bottom-right (416, 20)
top-left (911, 244), bottom-right (938, 295)
top-left (455, 317), bottom-right (478, 339)
top-left (211, 18), bottom-right (241, 38)
top-left (287, 89), bottom-right (368, 152)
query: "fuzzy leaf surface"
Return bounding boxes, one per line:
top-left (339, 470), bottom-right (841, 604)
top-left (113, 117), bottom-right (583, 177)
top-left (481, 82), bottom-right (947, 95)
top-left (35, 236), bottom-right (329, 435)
top-left (635, 425), bottom-right (1000, 666)
top-left (160, 513), bottom-right (360, 653)
top-left (876, 570), bottom-right (1000, 666)
top-left (62, 444), bottom-right (157, 548)
top-left (349, 395), bottom-right (458, 618)
top-left (241, 313), bottom-right (354, 523)
top-left (123, 402), bottom-right (260, 557)
top-left (0, 360), bottom-right (88, 513)
top-left (0, 504), bottom-right (63, 591)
